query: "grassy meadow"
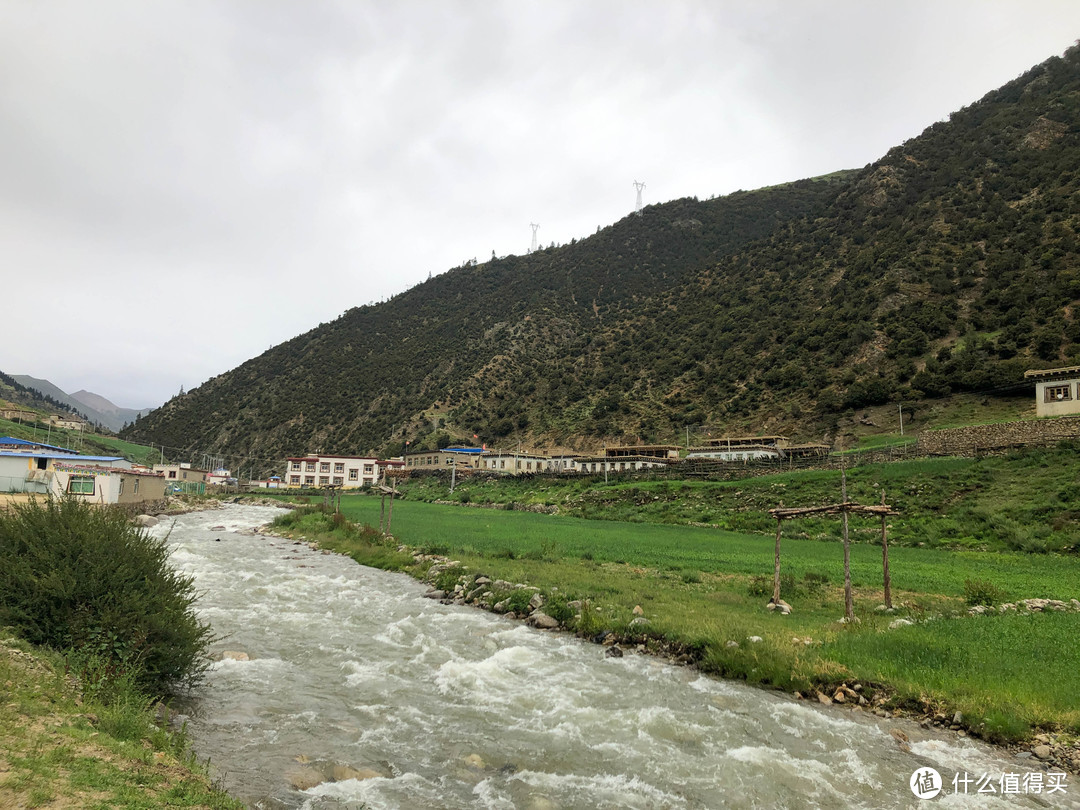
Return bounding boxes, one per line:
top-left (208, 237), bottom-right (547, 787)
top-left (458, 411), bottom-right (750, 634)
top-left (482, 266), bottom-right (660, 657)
top-left (268, 456), bottom-right (1080, 745)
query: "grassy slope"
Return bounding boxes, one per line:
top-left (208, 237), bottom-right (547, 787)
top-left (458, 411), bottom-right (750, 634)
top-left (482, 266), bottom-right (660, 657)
top-left (0, 635), bottom-right (241, 809)
top-left (0, 417), bottom-right (159, 466)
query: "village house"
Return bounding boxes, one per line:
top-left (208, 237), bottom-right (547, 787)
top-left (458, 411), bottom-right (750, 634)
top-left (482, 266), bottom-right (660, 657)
top-left (403, 447), bottom-right (485, 472)
top-left (686, 436), bottom-right (831, 462)
top-left (479, 449), bottom-right (553, 474)
top-left (687, 436), bottom-right (787, 462)
top-left (575, 445), bottom-right (680, 474)
top-left (0, 436), bottom-right (78, 455)
top-left (0, 450), bottom-right (166, 505)
top-left (0, 408), bottom-right (37, 422)
top-left (1024, 366), bottom-right (1080, 417)
top-left (285, 453), bottom-right (387, 488)
top-left (47, 414), bottom-right (89, 432)
top-left (153, 463), bottom-right (209, 495)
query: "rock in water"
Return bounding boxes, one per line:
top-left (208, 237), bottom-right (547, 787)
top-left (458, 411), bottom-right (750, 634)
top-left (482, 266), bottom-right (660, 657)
top-left (528, 612), bottom-right (560, 629)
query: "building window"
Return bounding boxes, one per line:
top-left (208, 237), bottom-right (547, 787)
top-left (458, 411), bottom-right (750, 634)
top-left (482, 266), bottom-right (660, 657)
top-left (349, 468), bottom-right (358, 480)
top-left (168, 470), bottom-right (177, 479)
top-left (134, 478), bottom-right (140, 494)
top-left (319, 475), bottom-right (329, 485)
top-left (1045, 384), bottom-right (1073, 403)
top-left (320, 462), bottom-right (330, 473)
top-left (290, 475), bottom-right (300, 484)
top-left (305, 462), bottom-right (315, 472)
top-left (333, 476), bottom-right (343, 485)
top-left (304, 475), bottom-right (315, 485)
top-left (118, 479), bottom-right (125, 496)
top-left (334, 463), bottom-right (344, 473)
top-left (291, 462), bottom-right (301, 471)
top-left (363, 464), bottom-right (373, 474)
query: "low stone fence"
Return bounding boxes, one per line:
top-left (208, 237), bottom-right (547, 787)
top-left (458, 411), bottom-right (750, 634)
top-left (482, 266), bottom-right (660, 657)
top-left (916, 416), bottom-right (1080, 456)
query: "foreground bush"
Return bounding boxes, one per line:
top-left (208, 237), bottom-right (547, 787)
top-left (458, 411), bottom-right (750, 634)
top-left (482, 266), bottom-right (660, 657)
top-left (0, 497), bottom-right (212, 696)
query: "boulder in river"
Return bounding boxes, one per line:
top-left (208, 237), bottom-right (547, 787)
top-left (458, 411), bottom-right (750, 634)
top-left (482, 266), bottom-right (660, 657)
top-left (528, 611), bottom-right (560, 629)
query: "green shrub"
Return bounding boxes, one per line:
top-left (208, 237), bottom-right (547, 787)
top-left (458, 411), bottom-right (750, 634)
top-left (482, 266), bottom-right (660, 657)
top-left (748, 573), bottom-right (795, 597)
top-left (543, 592), bottom-right (575, 624)
top-left (504, 588), bottom-right (535, 614)
top-left (964, 578), bottom-right (1006, 607)
top-left (435, 567), bottom-right (465, 592)
top-left (0, 497), bottom-right (213, 696)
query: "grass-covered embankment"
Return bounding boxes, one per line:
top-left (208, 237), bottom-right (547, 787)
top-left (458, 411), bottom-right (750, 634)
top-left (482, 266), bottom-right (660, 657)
top-left (270, 495), bottom-right (1080, 749)
top-left (0, 497), bottom-right (238, 808)
top-left (402, 445), bottom-right (1080, 553)
top-left (0, 635), bottom-right (241, 809)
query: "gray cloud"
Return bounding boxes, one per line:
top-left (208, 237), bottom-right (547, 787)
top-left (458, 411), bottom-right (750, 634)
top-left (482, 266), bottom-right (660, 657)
top-left (2, 0), bottom-right (1078, 407)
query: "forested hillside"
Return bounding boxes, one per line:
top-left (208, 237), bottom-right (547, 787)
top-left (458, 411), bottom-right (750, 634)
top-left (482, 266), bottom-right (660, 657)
top-left (124, 46), bottom-right (1080, 468)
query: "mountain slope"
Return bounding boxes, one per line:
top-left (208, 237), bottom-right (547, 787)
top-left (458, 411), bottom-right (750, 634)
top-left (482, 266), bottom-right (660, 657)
top-left (10, 375), bottom-right (150, 432)
top-left (123, 45), bottom-right (1080, 469)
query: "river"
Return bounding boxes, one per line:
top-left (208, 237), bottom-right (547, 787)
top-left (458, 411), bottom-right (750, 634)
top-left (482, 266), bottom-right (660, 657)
top-left (154, 504), bottom-right (1072, 809)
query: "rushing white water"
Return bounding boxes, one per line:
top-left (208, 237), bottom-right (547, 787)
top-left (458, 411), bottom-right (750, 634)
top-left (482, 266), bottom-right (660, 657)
top-left (156, 505), bottom-right (1075, 809)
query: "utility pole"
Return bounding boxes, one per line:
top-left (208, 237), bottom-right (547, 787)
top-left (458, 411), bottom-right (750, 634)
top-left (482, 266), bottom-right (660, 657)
top-left (898, 404), bottom-right (904, 436)
top-left (529, 223), bottom-right (540, 254)
top-left (633, 180), bottom-right (645, 215)
top-left (450, 457), bottom-right (456, 494)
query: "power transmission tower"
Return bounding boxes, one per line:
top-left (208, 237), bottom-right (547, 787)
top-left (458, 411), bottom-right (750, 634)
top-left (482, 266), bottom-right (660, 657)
top-left (633, 180), bottom-right (645, 215)
top-left (529, 223), bottom-right (540, 254)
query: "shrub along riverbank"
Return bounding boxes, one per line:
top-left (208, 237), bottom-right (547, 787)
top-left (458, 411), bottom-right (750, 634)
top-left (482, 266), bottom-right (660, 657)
top-left (0, 497), bottom-right (238, 808)
top-left (268, 491), bottom-right (1080, 762)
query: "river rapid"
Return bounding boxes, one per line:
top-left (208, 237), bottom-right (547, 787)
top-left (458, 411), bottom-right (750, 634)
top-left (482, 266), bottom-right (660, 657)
top-left (154, 505), bottom-right (1072, 809)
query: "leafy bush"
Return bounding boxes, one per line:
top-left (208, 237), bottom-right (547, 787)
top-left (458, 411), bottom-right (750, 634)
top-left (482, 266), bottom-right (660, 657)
top-left (748, 573), bottom-right (795, 597)
top-left (0, 497), bottom-right (213, 696)
top-left (503, 588), bottom-right (535, 614)
top-left (964, 578), bottom-right (1006, 607)
top-left (543, 592), bottom-right (576, 624)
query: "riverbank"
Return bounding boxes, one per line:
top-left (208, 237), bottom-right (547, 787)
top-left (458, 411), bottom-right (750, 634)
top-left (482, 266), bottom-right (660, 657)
top-left (266, 502), bottom-right (1080, 777)
top-left (0, 634), bottom-right (241, 809)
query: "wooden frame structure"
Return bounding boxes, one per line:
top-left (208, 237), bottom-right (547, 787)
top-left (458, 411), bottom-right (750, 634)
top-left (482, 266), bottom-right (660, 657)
top-left (768, 492), bottom-right (898, 620)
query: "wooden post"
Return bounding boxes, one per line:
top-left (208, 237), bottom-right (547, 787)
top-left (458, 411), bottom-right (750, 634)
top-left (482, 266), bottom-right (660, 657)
top-left (379, 492), bottom-right (386, 534)
top-left (841, 459), bottom-right (854, 621)
top-left (881, 490), bottom-right (892, 609)
top-left (772, 519), bottom-right (783, 603)
top-left (386, 481), bottom-right (395, 537)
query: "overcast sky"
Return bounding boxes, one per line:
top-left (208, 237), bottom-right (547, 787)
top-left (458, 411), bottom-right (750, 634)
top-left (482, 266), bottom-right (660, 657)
top-left (2, 1), bottom-right (1078, 409)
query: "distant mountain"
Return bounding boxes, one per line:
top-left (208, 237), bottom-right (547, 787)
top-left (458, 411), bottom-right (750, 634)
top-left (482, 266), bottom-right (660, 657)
top-left (9, 375), bottom-right (152, 432)
top-left (69, 390), bottom-right (152, 433)
top-left (123, 45), bottom-right (1080, 469)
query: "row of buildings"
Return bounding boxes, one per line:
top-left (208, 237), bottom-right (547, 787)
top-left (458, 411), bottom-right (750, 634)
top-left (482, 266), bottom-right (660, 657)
top-left (0, 436), bottom-right (227, 505)
top-left (271, 436), bottom-right (830, 490)
top-left (0, 437), bottom-right (168, 506)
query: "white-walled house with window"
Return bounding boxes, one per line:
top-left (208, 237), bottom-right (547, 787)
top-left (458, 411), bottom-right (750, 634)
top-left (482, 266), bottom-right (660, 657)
top-left (1025, 366), bottom-right (1080, 417)
top-left (284, 454), bottom-right (385, 488)
top-left (0, 450), bottom-right (166, 505)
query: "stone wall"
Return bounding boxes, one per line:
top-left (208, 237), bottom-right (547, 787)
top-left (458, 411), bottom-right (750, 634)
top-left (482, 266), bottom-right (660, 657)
top-left (916, 416), bottom-right (1080, 455)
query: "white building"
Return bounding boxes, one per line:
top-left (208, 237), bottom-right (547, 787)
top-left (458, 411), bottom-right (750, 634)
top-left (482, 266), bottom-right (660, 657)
top-left (1025, 366), bottom-right (1080, 418)
top-left (285, 454), bottom-right (384, 488)
top-left (0, 451), bottom-right (165, 505)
